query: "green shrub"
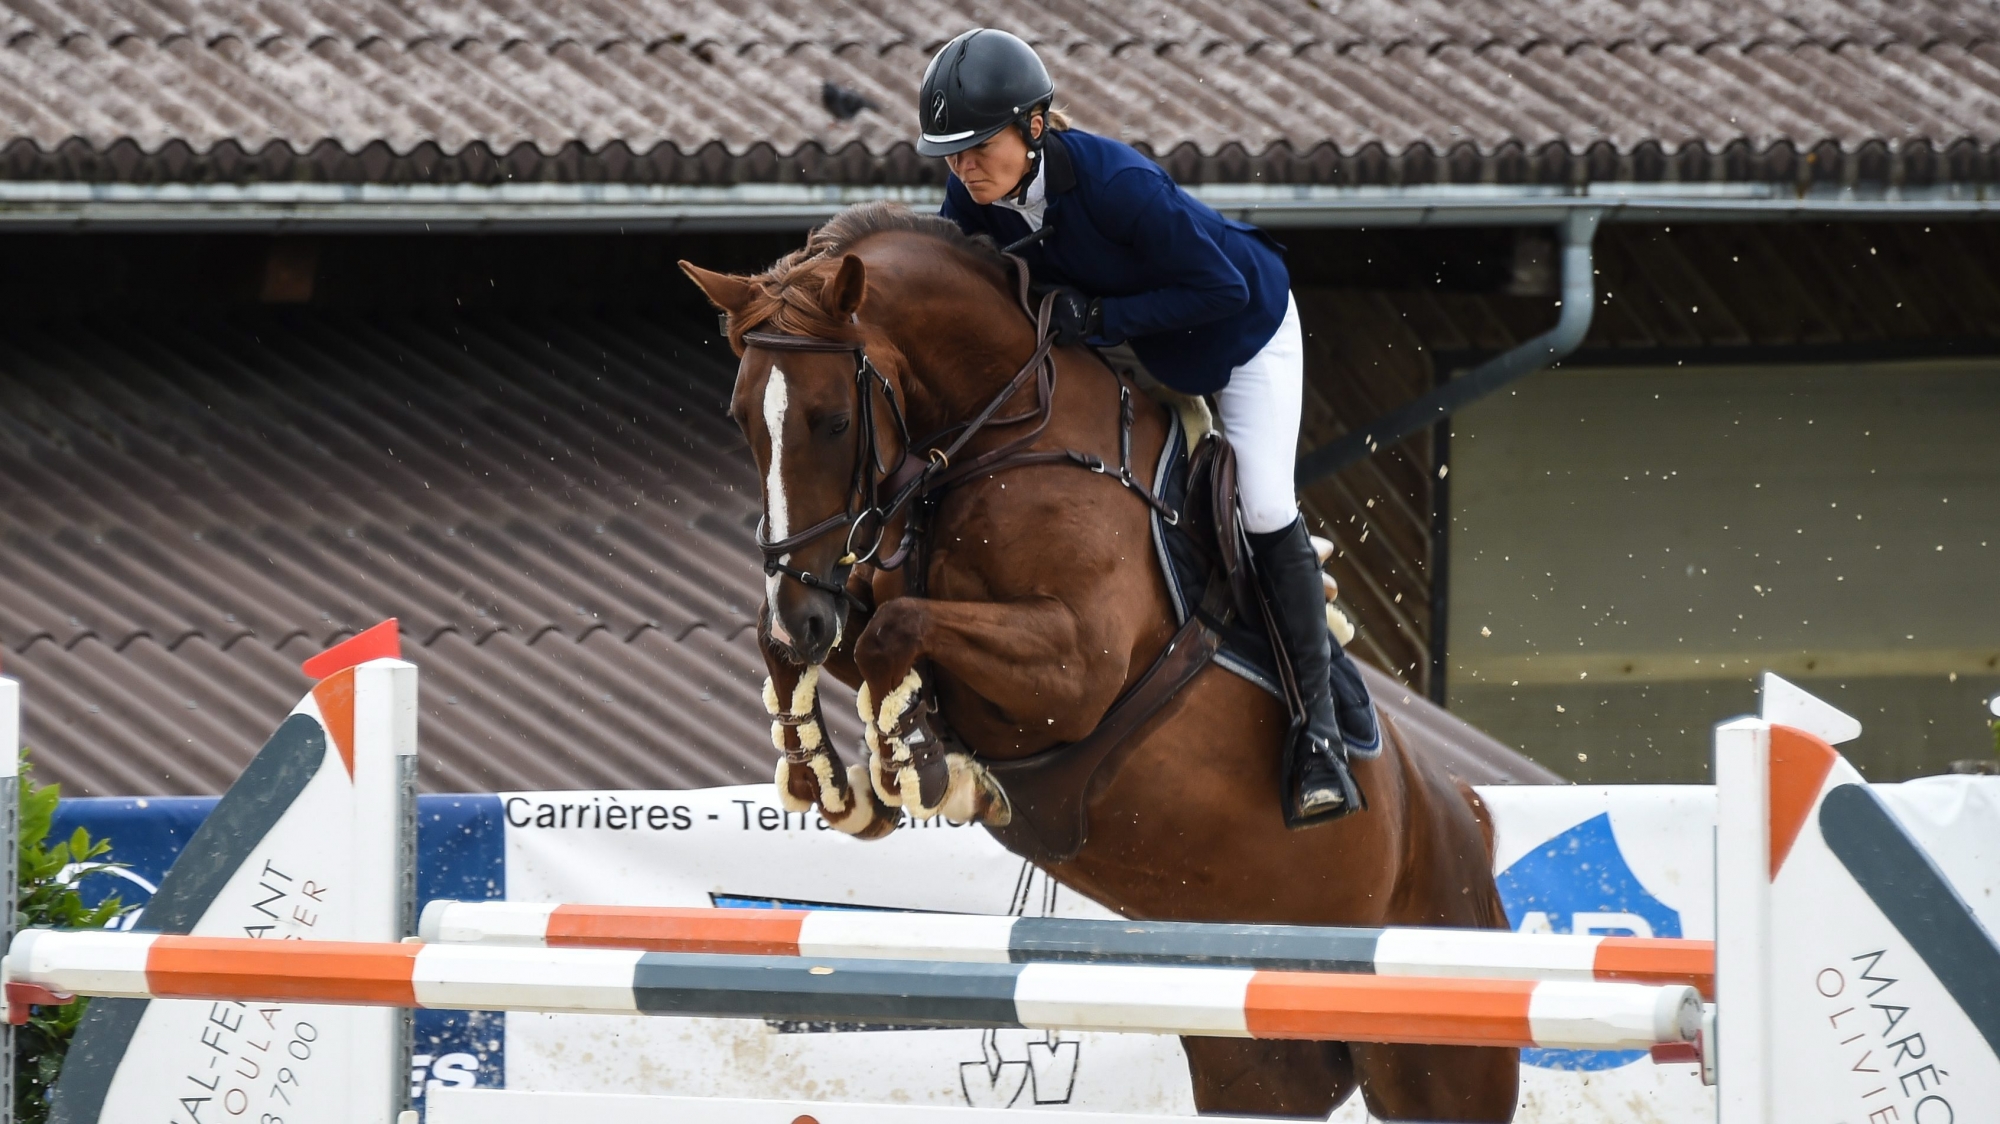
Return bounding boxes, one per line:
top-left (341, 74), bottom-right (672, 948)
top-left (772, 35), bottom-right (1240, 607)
top-left (14, 754), bottom-right (130, 1124)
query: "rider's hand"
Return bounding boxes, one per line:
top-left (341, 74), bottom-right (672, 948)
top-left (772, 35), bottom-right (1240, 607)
top-left (1041, 285), bottom-right (1102, 347)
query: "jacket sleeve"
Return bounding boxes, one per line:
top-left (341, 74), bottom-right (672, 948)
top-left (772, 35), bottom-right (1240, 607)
top-left (1091, 170), bottom-right (1250, 344)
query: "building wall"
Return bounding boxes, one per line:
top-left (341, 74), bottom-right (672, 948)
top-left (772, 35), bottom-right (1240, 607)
top-left (1296, 287), bottom-right (1440, 694)
top-left (1446, 357), bottom-right (2000, 782)
top-left (1292, 220), bottom-right (2000, 715)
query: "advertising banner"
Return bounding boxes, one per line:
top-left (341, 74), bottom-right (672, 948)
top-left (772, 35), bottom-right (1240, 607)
top-left (48, 660), bottom-right (416, 1124)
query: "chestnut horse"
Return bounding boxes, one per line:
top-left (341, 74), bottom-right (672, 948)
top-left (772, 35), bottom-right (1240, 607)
top-left (683, 204), bottom-right (1559, 1122)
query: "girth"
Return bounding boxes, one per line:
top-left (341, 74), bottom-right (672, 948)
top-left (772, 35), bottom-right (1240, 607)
top-left (978, 434), bottom-right (1245, 865)
top-left (983, 576), bottom-right (1229, 865)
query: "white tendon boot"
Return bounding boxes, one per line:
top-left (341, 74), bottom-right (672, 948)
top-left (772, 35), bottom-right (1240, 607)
top-left (766, 668), bottom-right (892, 837)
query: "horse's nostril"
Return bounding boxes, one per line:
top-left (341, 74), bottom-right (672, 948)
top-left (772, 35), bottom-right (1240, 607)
top-left (804, 613), bottom-right (828, 645)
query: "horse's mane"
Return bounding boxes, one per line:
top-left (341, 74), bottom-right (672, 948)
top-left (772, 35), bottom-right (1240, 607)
top-left (727, 202), bottom-right (1006, 351)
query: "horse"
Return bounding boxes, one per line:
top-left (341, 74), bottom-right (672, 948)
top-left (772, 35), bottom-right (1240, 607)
top-left (682, 203), bottom-right (1560, 1123)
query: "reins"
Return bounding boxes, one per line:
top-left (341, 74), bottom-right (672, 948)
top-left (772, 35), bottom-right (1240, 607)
top-left (744, 253), bottom-right (1174, 611)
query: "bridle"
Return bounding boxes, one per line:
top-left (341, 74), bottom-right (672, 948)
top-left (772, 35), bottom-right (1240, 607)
top-left (742, 328), bottom-right (923, 608)
top-left (744, 255), bottom-right (1176, 614)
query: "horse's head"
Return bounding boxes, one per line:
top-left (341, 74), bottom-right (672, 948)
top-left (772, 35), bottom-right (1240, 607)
top-left (682, 251), bottom-right (895, 667)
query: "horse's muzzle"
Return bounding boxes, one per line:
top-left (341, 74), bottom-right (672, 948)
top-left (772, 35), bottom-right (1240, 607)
top-left (766, 590), bottom-right (844, 666)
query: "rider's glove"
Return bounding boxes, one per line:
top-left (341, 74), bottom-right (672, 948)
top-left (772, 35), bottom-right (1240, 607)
top-left (1041, 286), bottom-right (1103, 347)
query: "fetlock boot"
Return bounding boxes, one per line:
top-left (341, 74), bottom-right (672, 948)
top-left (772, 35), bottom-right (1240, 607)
top-left (1249, 516), bottom-right (1367, 829)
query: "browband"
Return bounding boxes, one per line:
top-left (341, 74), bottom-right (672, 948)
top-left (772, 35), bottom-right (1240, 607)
top-left (741, 330), bottom-right (862, 353)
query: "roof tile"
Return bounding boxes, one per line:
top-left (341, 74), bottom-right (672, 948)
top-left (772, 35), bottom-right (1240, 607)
top-left (0, 308), bottom-right (864, 796)
top-left (0, 1), bottom-right (1991, 185)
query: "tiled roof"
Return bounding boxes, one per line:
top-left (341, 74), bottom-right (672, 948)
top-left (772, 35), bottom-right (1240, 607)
top-left (0, 1), bottom-right (1994, 186)
top-left (0, 308), bottom-right (859, 796)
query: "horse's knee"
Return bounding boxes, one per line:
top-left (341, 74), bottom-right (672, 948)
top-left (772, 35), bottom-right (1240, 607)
top-left (1180, 1036), bottom-right (1355, 1118)
top-left (853, 599), bottom-right (926, 682)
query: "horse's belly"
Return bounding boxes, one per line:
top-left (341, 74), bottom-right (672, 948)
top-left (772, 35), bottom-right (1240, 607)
top-left (1053, 666), bottom-right (1408, 926)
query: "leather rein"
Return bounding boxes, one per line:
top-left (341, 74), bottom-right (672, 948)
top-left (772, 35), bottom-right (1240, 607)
top-left (743, 254), bottom-right (1177, 610)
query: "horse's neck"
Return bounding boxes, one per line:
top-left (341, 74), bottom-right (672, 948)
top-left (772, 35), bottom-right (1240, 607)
top-left (887, 284), bottom-right (1042, 439)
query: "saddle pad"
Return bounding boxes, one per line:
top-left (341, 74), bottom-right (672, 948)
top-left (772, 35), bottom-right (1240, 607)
top-left (1146, 406), bottom-right (1285, 698)
top-left (1145, 406), bottom-right (1383, 759)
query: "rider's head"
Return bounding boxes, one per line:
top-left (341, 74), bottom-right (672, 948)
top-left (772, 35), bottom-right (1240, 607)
top-left (917, 29), bottom-right (1063, 206)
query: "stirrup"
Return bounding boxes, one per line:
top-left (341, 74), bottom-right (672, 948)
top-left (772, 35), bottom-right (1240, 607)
top-left (1284, 731), bottom-right (1365, 831)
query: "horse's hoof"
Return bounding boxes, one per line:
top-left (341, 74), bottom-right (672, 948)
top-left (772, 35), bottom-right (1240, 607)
top-left (939, 755), bottom-right (982, 823)
top-left (979, 770), bottom-right (1013, 827)
top-left (940, 753), bottom-right (1012, 827)
top-left (829, 762), bottom-right (899, 840)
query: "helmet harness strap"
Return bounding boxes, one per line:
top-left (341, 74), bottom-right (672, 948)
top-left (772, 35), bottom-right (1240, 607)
top-left (1007, 106), bottom-right (1047, 205)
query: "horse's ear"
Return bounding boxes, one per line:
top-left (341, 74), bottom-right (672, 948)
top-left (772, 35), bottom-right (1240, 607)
top-left (679, 261), bottom-right (757, 318)
top-left (824, 254), bottom-right (867, 319)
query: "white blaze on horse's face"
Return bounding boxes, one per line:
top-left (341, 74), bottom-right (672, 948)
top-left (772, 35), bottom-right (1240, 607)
top-left (762, 365), bottom-right (792, 641)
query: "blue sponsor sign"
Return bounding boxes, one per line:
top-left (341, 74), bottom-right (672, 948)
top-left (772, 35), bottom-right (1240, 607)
top-left (1494, 812), bottom-right (1682, 1070)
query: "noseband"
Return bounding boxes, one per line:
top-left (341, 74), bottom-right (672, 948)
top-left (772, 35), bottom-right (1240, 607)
top-left (745, 259), bottom-right (1178, 615)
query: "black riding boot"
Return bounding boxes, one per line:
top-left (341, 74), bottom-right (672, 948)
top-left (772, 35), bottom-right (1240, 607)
top-left (1249, 516), bottom-right (1366, 829)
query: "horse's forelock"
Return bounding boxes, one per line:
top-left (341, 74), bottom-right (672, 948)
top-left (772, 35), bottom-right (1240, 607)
top-left (728, 202), bottom-right (1003, 351)
top-left (730, 265), bottom-right (849, 352)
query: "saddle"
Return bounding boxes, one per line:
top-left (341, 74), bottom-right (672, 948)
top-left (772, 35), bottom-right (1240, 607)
top-left (984, 432), bottom-right (1297, 865)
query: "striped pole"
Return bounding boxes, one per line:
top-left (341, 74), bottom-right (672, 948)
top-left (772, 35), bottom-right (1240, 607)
top-left (0, 676), bottom-right (18, 1124)
top-left (419, 901), bottom-right (1714, 998)
top-left (2, 929), bottom-right (1700, 1052)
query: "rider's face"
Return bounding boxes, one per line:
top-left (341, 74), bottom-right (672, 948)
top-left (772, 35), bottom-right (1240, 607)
top-left (944, 116), bottom-right (1044, 205)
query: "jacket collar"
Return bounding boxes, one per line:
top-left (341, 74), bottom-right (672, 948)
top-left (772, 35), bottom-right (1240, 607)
top-left (1042, 130), bottom-right (1076, 196)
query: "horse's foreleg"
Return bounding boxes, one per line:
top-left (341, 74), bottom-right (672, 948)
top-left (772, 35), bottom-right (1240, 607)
top-left (814, 564), bottom-right (876, 694)
top-left (852, 596), bottom-right (1115, 824)
top-left (761, 645), bottom-right (897, 840)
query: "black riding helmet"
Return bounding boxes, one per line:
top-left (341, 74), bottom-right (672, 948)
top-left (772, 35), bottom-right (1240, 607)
top-left (916, 29), bottom-right (1054, 158)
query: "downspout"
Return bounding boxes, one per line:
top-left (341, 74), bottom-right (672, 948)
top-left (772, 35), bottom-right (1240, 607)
top-left (1294, 207), bottom-right (1604, 484)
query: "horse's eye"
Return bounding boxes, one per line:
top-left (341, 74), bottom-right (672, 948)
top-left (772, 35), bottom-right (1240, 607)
top-left (829, 417), bottom-right (851, 436)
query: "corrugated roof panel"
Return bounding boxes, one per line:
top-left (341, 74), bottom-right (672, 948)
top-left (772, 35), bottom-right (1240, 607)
top-left (0, 1), bottom-right (1992, 186)
top-left (8, 0), bottom-right (2000, 54)
top-left (0, 308), bottom-right (849, 796)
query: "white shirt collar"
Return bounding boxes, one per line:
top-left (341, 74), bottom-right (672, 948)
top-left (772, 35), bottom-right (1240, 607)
top-left (993, 157), bottom-right (1047, 231)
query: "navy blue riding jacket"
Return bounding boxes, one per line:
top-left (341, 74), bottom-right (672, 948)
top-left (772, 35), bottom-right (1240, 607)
top-left (940, 128), bottom-right (1291, 396)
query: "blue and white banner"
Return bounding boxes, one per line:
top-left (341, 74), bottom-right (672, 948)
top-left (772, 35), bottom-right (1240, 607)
top-left (56, 775), bottom-right (2000, 1123)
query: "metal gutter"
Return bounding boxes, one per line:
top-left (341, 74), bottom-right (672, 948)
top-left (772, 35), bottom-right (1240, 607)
top-left (1194, 181), bottom-right (2000, 227)
top-left (1295, 209), bottom-right (1603, 485)
top-left (0, 180), bottom-right (1993, 232)
top-left (0, 182), bottom-right (950, 233)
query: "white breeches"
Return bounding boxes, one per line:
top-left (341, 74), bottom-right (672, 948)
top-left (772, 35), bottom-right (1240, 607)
top-left (1212, 292), bottom-right (1304, 535)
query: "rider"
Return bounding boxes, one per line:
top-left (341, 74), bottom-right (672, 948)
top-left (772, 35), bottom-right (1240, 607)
top-left (919, 28), bottom-right (1373, 828)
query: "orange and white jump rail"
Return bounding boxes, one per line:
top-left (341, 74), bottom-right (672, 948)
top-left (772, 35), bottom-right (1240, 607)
top-left (419, 900), bottom-right (1714, 998)
top-left (1, 929), bottom-right (1700, 1053)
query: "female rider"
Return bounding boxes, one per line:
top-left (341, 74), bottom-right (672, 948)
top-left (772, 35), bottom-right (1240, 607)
top-left (920, 28), bottom-right (1374, 828)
